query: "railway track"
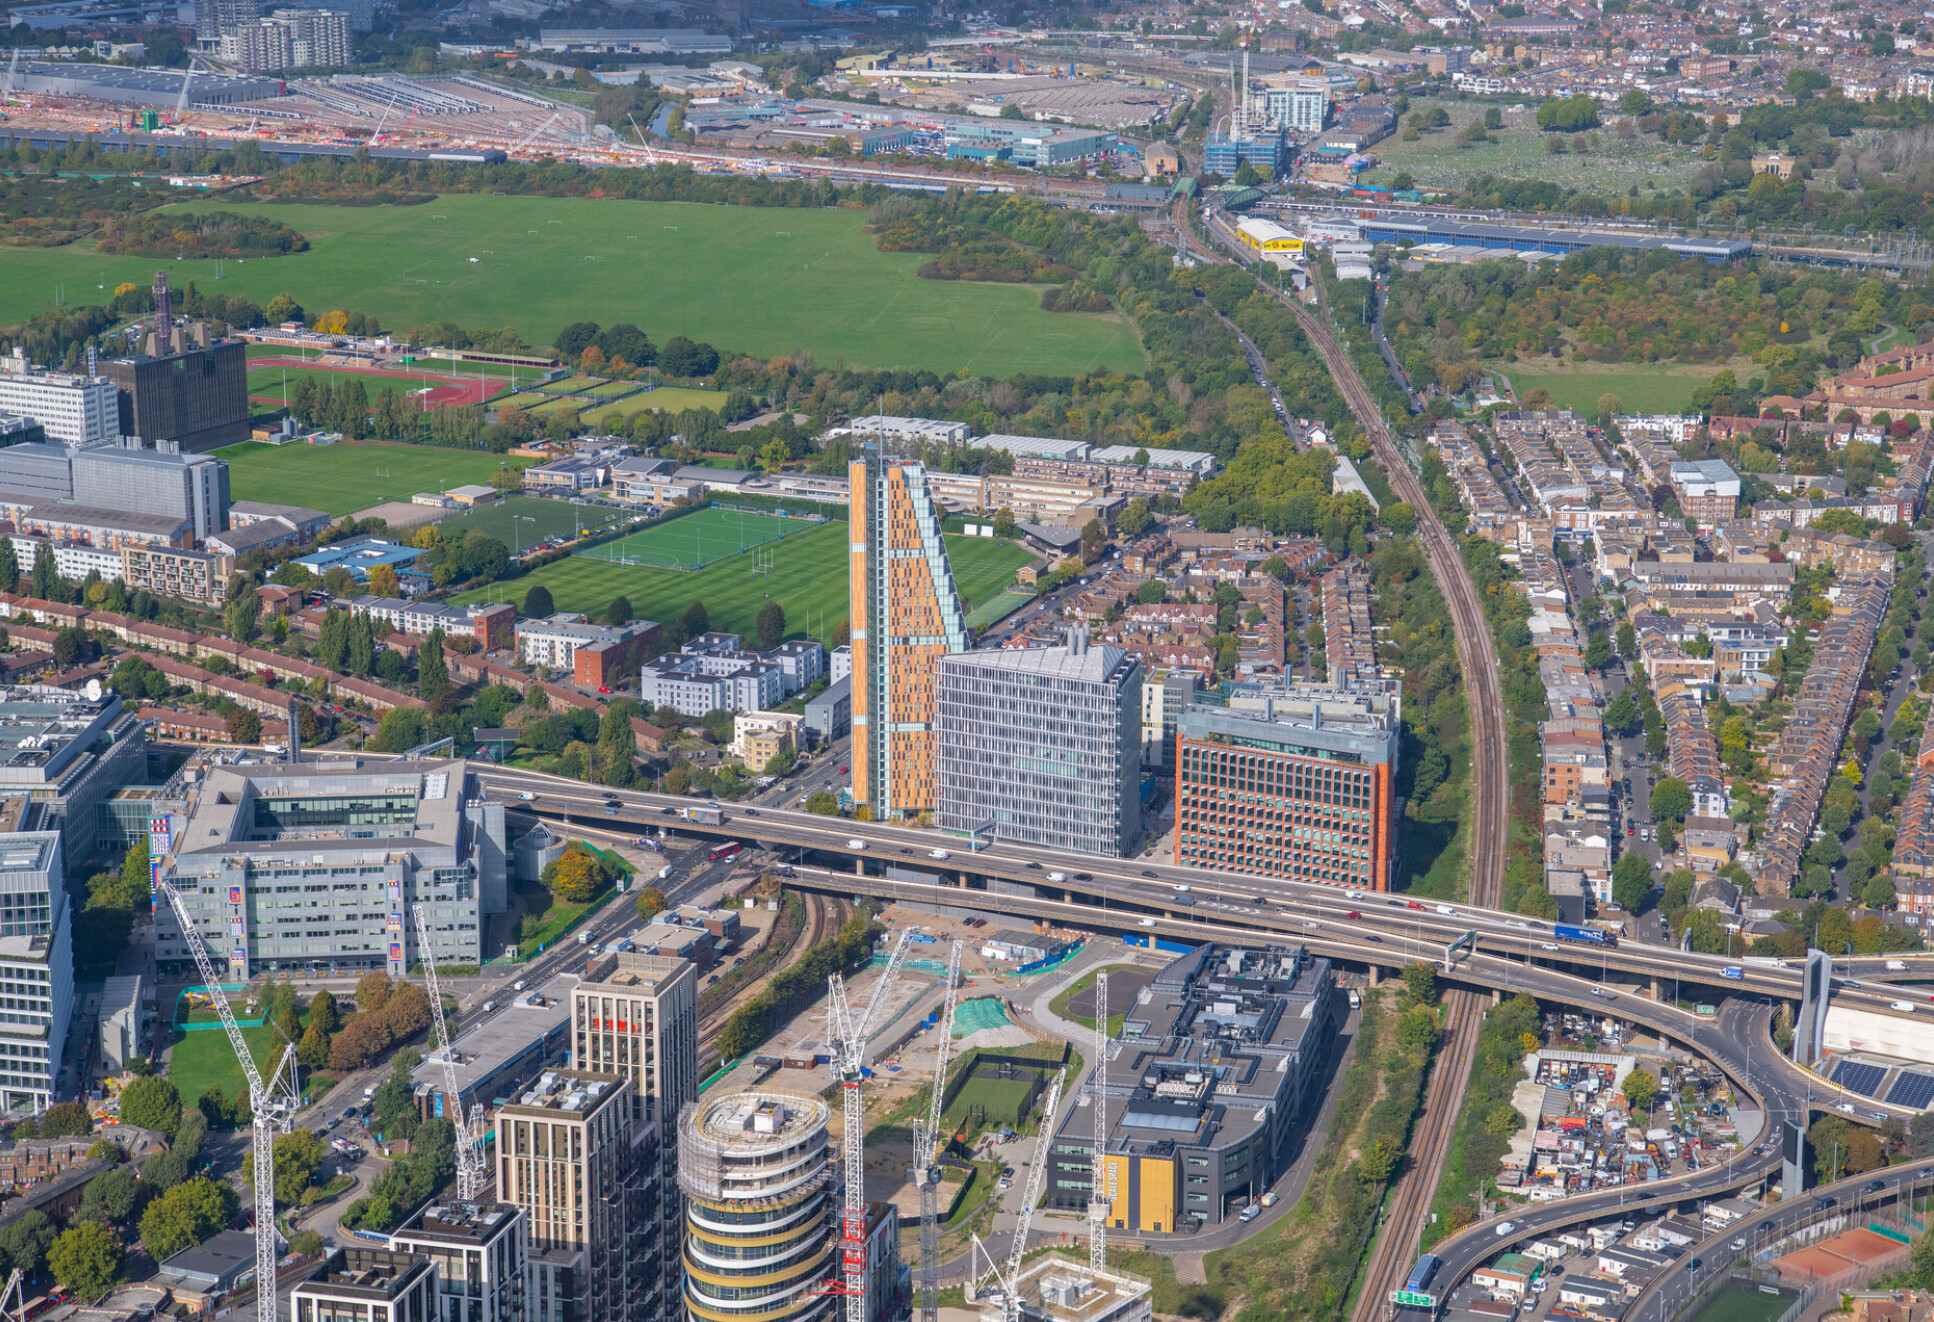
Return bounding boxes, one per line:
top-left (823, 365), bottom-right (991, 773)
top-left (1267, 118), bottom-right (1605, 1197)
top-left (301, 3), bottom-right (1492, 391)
top-left (1270, 292), bottom-right (1509, 1322)
top-left (695, 892), bottom-right (850, 1047)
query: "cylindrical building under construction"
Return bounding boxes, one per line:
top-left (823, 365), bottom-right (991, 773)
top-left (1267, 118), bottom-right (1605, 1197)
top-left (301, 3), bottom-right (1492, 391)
top-left (677, 1091), bottom-right (834, 1322)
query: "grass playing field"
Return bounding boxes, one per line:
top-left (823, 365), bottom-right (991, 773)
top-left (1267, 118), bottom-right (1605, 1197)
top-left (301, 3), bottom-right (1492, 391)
top-left (244, 363), bottom-right (447, 399)
top-left (455, 518), bottom-right (1035, 644)
top-left (168, 1022), bottom-right (284, 1108)
top-left (1686, 1283), bottom-right (1796, 1322)
top-left (590, 507), bottom-right (822, 570)
top-left (437, 494), bottom-right (634, 548)
top-left (215, 439), bottom-right (530, 516)
top-left (1497, 366), bottom-right (1715, 416)
top-left (0, 194), bottom-right (1141, 379)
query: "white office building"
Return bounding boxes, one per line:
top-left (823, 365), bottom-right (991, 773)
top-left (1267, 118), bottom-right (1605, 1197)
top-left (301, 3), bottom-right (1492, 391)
top-left (0, 352), bottom-right (117, 445)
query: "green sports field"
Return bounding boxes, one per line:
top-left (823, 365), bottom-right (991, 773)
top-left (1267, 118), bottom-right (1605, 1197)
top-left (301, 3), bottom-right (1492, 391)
top-left (455, 519), bottom-right (1034, 644)
top-left (437, 494), bottom-right (633, 548)
top-left (0, 195), bottom-right (1141, 379)
top-left (215, 439), bottom-right (530, 516)
top-left (589, 507), bottom-right (822, 570)
top-left (1686, 1283), bottom-right (1796, 1322)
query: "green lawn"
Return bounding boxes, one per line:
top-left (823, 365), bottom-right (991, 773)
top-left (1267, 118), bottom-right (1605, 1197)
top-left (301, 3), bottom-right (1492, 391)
top-left (458, 521), bottom-right (1033, 644)
top-left (1499, 367), bottom-right (1707, 416)
top-left (965, 588), bottom-right (1034, 631)
top-left (438, 494), bottom-right (633, 548)
top-left (215, 439), bottom-right (530, 515)
top-left (0, 195), bottom-right (1142, 378)
top-left (492, 391), bottom-right (551, 408)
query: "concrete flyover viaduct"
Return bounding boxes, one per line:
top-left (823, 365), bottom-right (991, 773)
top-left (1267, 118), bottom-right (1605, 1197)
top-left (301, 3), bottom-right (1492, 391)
top-left (478, 765), bottom-right (1933, 1314)
top-left (477, 765), bottom-right (1934, 1028)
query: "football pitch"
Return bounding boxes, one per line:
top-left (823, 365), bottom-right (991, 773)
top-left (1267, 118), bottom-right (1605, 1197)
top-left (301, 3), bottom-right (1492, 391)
top-left (456, 518), bottom-right (1035, 645)
top-left (437, 495), bottom-right (633, 548)
top-left (214, 440), bottom-right (530, 517)
top-left (587, 507), bottom-right (825, 571)
top-left (0, 194), bottom-right (1142, 379)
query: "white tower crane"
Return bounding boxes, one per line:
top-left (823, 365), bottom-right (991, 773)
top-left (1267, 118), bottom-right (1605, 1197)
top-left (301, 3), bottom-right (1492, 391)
top-left (512, 112), bottom-right (561, 156)
top-left (412, 904), bottom-right (488, 1199)
top-left (1088, 971), bottom-right (1109, 1274)
top-left (0, 1266), bottom-right (26, 1322)
top-left (157, 883), bottom-right (300, 1322)
top-left (823, 928), bottom-right (916, 1322)
top-left (970, 1068), bottom-right (1068, 1322)
top-left (910, 941), bottom-right (964, 1322)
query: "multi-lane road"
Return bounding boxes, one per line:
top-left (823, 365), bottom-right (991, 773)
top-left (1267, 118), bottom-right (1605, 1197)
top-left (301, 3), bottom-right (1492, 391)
top-left (471, 765), bottom-right (1934, 1023)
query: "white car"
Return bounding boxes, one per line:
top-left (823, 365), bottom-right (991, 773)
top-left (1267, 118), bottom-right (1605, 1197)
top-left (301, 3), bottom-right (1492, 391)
top-left (1495, 1221), bottom-right (1518, 1237)
top-left (1542, 943), bottom-right (1560, 951)
top-left (930, 849), bottom-right (951, 861)
top-left (1138, 918), bottom-right (1157, 928)
top-left (1174, 883), bottom-right (1192, 894)
top-left (847, 839), bottom-right (869, 850)
top-left (518, 791), bottom-right (536, 801)
top-left (1345, 890), bottom-right (1363, 900)
top-left (1048, 871), bottom-right (1067, 882)
top-left (1436, 904), bottom-right (1456, 916)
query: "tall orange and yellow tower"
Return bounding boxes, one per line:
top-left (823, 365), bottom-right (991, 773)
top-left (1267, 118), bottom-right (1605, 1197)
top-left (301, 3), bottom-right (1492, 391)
top-left (848, 446), bottom-right (969, 819)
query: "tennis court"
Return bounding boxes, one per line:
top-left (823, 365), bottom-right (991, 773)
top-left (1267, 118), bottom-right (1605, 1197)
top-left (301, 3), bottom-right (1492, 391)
top-left (581, 506), bottom-right (825, 571)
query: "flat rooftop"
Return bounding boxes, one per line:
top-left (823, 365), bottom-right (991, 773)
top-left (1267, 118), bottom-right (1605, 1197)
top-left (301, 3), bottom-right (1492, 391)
top-left (393, 1199), bottom-right (522, 1247)
top-left (501, 1069), bottom-right (624, 1116)
top-left (579, 949), bottom-right (690, 991)
top-left (175, 758), bottom-right (467, 859)
top-left (410, 978), bottom-right (570, 1102)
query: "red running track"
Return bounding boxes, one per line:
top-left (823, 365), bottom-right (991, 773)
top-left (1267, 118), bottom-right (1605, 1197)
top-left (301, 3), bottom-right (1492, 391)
top-left (248, 356), bottom-right (500, 410)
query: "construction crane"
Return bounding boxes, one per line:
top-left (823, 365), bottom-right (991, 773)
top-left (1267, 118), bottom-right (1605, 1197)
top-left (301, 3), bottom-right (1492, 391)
top-left (822, 928), bottom-right (916, 1322)
top-left (157, 883), bottom-right (300, 1322)
top-left (970, 1068), bottom-right (1068, 1322)
top-left (512, 112), bottom-right (561, 156)
top-left (0, 1267), bottom-right (24, 1322)
top-left (1088, 972), bottom-right (1109, 1274)
top-left (412, 904), bottom-right (488, 1199)
top-left (910, 941), bottom-right (964, 1322)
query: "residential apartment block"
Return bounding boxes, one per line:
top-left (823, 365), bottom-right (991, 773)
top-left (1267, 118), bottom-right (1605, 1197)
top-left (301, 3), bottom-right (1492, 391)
top-left (515, 614), bottom-right (661, 689)
top-left (849, 449), bottom-right (969, 819)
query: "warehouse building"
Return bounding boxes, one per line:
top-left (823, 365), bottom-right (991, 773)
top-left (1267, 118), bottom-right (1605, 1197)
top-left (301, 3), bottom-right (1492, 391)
top-left (1234, 217), bottom-right (1304, 268)
top-left (1048, 943), bottom-right (1339, 1231)
top-left (2, 62), bottom-right (287, 107)
top-left (155, 758), bottom-right (508, 979)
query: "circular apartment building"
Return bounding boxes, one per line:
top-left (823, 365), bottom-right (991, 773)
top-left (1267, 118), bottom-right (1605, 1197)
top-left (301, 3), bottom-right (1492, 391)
top-left (677, 1091), bottom-right (835, 1322)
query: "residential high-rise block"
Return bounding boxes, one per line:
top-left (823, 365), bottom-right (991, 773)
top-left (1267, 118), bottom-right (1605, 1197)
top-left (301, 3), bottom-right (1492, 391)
top-left (936, 627), bottom-right (1142, 856)
top-left (676, 1091), bottom-right (834, 1322)
top-left (1173, 682), bottom-right (1400, 889)
top-left (497, 1071), bottom-right (638, 1322)
top-left (847, 448), bottom-right (968, 819)
top-left (390, 1200), bottom-right (531, 1322)
top-left (571, 952), bottom-right (697, 1322)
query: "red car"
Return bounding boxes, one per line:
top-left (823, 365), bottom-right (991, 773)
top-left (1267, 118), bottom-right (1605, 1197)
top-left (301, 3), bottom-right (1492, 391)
top-left (838, 765), bottom-right (849, 773)
top-left (1406, 900), bottom-right (1424, 910)
top-left (1626, 824), bottom-right (1636, 835)
top-left (1345, 910), bottom-right (1362, 920)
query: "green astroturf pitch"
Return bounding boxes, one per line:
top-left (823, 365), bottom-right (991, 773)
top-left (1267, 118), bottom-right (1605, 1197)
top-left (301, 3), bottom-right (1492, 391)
top-left (438, 495), bottom-right (631, 547)
top-left (456, 519), bottom-right (1034, 644)
top-left (586, 508), bottom-right (824, 571)
top-left (0, 195), bottom-right (1141, 379)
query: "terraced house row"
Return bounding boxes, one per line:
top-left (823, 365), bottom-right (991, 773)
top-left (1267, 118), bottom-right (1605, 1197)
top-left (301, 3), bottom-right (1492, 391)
top-left (1756, 575), bottom-right (1893, 893)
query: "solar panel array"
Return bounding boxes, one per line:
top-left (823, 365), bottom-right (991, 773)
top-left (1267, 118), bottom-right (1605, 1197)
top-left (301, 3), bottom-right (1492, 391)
top-left (1831, 1060), bottom-right (1888, 1097)
top-left (1886, 1072), bottom-right (1934, 1110)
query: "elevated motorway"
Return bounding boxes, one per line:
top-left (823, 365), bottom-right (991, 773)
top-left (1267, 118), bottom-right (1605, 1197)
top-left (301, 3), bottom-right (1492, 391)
top-left (477, 766), bottom-right (1934, 1023)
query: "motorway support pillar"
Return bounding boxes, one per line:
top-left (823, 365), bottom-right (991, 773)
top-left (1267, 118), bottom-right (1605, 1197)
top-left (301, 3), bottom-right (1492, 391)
top-left (855, 856), bottom-right (864, 876)
top-left (1366, 965), bottom-right (1380, 987)
top-left (1491, 988), bottom-right (1501, 1006)
top-left (959, 871), bottom-right (968, 888)
top-left (1652, 976), bottom-right (1663, 1000)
